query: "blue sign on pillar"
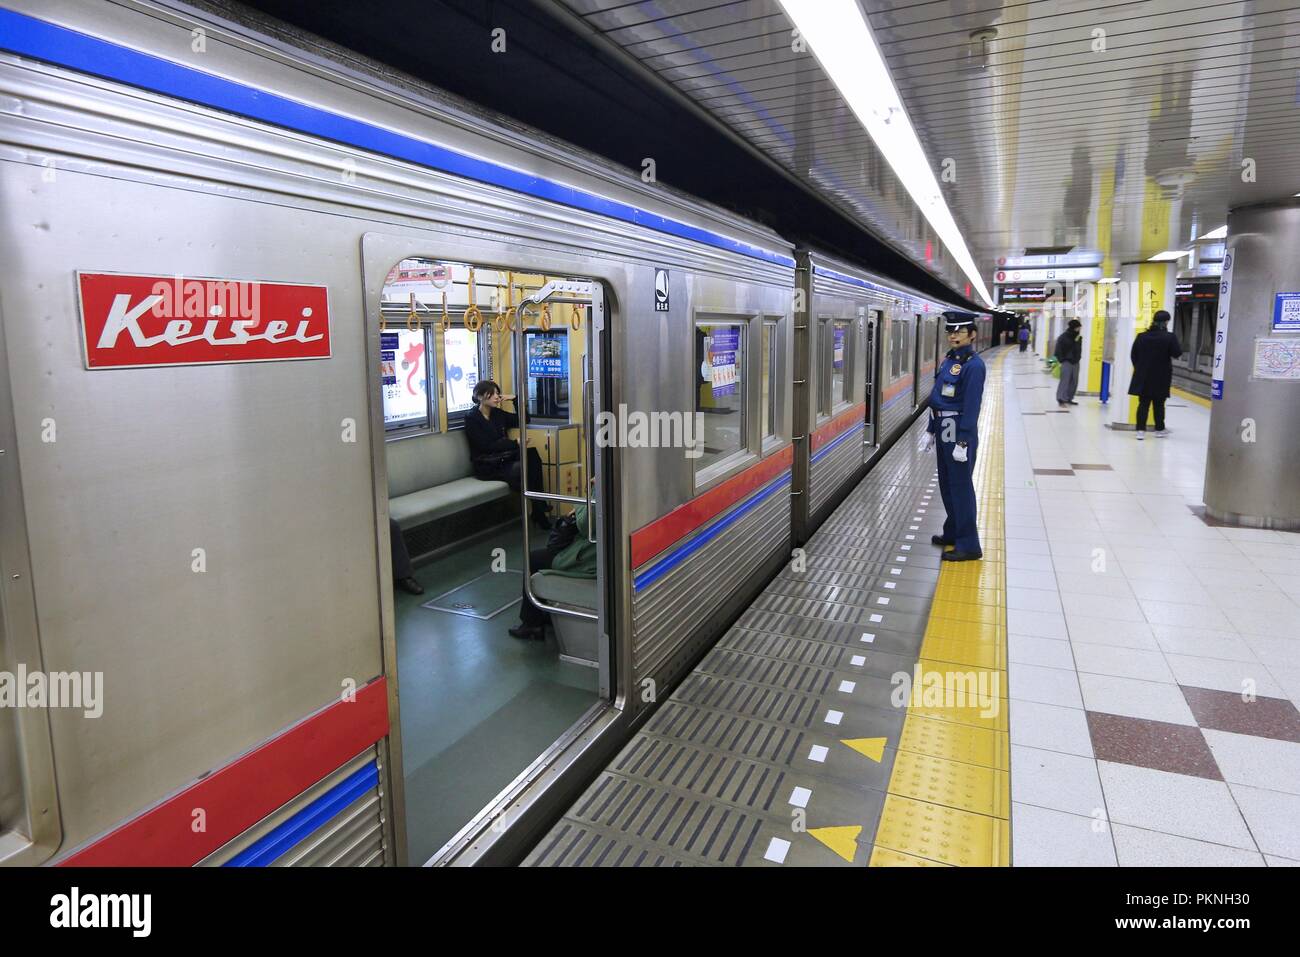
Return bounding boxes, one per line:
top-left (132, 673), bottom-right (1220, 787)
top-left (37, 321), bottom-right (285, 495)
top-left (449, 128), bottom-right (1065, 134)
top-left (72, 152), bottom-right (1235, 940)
top-left (1272, 292), bottom-right (1300, 332)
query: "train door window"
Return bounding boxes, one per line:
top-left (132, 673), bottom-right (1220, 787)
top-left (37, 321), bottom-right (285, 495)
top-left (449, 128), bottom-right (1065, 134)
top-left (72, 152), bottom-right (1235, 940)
top-left (762, 319), bottom-right (778, 441)
top-left (1173, 304), bottom-right (1193, 368)
top-left (523, 330), bottom-right (570, 423)
top-left (830, 319), bottom-right (852, 409)
top-left (1196, 303), bottom-right (1215, 373)
top-left (442, 326), bottom-right (481, 426)
top-left (694, 319), bottom-right (747, 474)
top-left (889, 319), bottom-right (902, 379)
top-left (382, 326), bottom-right (435, 434)
top-left (865, 310), bottom-right (881, 426)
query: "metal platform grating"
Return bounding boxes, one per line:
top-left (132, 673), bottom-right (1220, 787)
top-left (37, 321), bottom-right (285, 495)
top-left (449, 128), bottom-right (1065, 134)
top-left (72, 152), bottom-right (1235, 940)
top-left (525, 414), bottom-right (953, 867)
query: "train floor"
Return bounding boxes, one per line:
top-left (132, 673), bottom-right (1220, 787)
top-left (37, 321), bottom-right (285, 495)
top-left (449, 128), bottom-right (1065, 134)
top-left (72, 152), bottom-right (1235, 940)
top-left (525, 346), bottom-right (1300, 867)
top-left (395, 526), bottom-right (598, 865)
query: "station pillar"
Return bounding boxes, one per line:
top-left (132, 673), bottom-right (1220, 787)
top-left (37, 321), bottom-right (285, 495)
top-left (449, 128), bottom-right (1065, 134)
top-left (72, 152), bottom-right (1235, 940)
top-left (1204, 200), bottom-right (1300, 529)
top-left (1109, 261), bottom-right (1175, 428)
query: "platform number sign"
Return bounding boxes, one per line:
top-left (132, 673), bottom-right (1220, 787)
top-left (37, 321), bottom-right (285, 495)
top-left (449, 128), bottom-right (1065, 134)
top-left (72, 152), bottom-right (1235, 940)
top-left (654, 268), bottom-right (670, 312)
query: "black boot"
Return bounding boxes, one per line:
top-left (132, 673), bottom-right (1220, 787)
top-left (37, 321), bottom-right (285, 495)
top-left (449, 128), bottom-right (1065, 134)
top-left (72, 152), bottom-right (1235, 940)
top-left (397, 576), bottom-right (424, 595)
top-left (931, 535), bottom-right (953, 547)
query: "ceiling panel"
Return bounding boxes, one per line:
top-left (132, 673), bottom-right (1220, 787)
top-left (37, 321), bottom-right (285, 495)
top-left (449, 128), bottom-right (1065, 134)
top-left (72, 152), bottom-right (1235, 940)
top-left (552, 0), bottom-right (1300, 288)
top-left (554, 0), bottom-right (977, 296)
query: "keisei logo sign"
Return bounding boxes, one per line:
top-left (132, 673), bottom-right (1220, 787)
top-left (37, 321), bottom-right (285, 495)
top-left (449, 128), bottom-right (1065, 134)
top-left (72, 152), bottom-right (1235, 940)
top-left (77, 273), bottom-right (331, 369)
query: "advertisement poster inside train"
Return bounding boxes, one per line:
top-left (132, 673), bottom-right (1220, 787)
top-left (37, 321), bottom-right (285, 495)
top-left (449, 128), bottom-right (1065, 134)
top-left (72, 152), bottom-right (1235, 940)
top-left (527, 333), bottom-right (568, 378)
top-left (833, 325), bottom-right (845, 371)
top-left (381, 328), bottom-right (428, 427)
top-left (443, 327), bottom-right (480, 413)
top-left (709, 326), bottom-right (739, 397)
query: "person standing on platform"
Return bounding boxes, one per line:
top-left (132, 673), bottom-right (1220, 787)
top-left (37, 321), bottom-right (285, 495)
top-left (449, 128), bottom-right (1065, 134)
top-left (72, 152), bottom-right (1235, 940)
top-left (1018, 323), bottom-right (1030, 352)
top-left (919, 314), bottom-right (986, 562)
top-left (1054, 319), bottom-right (1083, 407)
top-left (1129, 309), bottom-right (1183, 440)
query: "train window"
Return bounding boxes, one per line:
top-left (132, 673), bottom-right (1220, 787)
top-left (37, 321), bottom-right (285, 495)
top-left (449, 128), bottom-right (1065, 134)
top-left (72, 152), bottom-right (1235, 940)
top-left (382, 327), bottom-right (435, 434)
top-left (762, 320), bottom-right (777, 440)
top-left (694, 320), bottom-right (747, 473)
top-left (523, 330), bottom-right (569, 423)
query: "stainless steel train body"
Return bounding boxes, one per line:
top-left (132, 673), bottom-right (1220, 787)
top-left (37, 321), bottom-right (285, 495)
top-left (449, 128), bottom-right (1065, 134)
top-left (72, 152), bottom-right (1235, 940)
top-left (0, 0), bottom-right (990, 867)
top-left (791, 252), bottom-right (962, 542)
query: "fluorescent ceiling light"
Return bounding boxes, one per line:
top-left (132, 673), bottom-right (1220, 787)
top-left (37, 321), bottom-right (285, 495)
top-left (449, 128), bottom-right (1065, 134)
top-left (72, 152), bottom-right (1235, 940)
top-left (777, 0), bottom-right (993, 308)
top-left (1097, 277), bottom-right (1120, 284)
top-left (1148, 250), bottom-right (1192, 261)
top-left (1198, 226), bottom-right (1227, 240)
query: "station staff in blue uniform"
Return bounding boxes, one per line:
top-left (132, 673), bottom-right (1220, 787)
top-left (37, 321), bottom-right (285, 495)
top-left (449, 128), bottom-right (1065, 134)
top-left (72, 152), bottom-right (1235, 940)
top-left (919, 313), bottom-right (987, 562)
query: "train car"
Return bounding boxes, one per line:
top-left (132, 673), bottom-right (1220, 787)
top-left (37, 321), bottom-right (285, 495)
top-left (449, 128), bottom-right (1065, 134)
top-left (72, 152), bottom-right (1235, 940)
top-left (791, 252), bottom-right (958, 542)
top-left (0, 0), bottom-right (998, 868)
top-left (0, 0), bottom-right (800, 868)
top-left (1171, 278), bottom-right (1218, 398)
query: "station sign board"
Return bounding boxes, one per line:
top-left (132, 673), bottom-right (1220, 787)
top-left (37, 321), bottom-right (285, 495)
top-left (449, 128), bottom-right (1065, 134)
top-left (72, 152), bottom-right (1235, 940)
top-left (77, 273), bottom-right (331, 369)
top-left (996, 250), bottom-right (1102, 269)
top-left (994, 266), bottom-right (1103, 283)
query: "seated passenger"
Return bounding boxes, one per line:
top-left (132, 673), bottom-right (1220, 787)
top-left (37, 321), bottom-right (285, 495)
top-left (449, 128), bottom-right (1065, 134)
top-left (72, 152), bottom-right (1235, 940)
top-left (390, 517), bottom-right (423, 595)
top-left (509, 505), bottom-right (596, 641)
top-left (464, 379), bottom-right (551, 527)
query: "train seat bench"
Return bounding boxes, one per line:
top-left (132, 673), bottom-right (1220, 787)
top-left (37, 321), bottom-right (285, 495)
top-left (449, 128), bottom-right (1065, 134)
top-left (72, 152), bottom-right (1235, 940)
top-left (531, 572), bottom-right (598, 665)
top-left (386, 431), bottom-right (511, 529)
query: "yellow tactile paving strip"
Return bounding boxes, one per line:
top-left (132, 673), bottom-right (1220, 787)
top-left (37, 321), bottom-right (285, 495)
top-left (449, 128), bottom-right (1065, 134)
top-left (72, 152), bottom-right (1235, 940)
top-left (871, 348), bottom-right (1011, 867)
top-left (1171, 385), bottom-right (1211, 409)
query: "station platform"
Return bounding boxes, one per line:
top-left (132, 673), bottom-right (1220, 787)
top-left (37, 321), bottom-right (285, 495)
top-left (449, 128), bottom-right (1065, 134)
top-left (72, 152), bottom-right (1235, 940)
top-left (526, 347), bottom-right (1300, 867)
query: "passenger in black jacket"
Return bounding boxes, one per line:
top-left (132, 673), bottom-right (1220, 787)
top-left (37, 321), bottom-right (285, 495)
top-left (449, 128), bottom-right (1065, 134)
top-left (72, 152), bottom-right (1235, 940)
top-left (1128, 310), bottom-right (1183, 439)
top-left (1054, 319), bottom-right (1083, 407)
top-left (464, 379), bottom-right (551, 526)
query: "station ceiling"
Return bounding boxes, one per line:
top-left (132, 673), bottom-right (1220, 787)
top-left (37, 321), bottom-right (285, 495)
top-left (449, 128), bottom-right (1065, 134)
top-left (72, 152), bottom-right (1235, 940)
top-left (549, 0), bottom-right (1300, 285)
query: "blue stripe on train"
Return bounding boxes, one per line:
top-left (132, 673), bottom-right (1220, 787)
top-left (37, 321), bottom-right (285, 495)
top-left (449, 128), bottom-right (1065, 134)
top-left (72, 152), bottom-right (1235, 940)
top-left (0, 9), bottom-right (795, 269)
top-left (224, 761), bottom-right (379, 866)
top-left (632, 470), bottom-right (792, 594)
top-left (811, 421), bottom-right (864, 464)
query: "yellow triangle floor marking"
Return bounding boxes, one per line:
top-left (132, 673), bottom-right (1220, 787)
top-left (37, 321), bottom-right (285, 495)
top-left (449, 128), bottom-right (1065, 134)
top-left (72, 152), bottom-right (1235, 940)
top-left (808, 825), bottom-right (862, 863)
top-left (841, 737), bottom-right (887, 762)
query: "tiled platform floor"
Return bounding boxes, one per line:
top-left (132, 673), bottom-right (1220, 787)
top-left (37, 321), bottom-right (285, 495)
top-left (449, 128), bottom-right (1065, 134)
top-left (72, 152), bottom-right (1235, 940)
top-left (1002, 350), bottom-right (1300, 867)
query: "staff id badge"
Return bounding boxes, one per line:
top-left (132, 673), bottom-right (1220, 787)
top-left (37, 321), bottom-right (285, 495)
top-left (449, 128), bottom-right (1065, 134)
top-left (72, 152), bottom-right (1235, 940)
top-left (941, 383), bottom-right (956, 397)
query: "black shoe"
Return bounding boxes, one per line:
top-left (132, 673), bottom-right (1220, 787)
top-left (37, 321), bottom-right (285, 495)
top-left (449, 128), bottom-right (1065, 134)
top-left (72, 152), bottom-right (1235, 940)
top-left (1058, 402), bottom-right (1070, 409)
top-left (931, 535), bottom-right (953, 547)
top-left (941, 550), bottom-right (983, 562)
top-left (397, 576), bottom-right (424, 595)
top-left (508, 624), bottom-right (543, 640)
top-left (1067, 400), bottom-right (1080, 405)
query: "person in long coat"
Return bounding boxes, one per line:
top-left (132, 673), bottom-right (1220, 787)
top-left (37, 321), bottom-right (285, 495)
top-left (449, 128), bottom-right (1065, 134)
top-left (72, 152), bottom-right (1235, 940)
top-left (1128, 310), bottom-right (1183, 439)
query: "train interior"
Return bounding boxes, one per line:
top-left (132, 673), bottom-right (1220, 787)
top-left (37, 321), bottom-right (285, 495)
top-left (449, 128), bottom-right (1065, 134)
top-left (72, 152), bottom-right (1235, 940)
top-left (378, 259), bottom-right (602, 864)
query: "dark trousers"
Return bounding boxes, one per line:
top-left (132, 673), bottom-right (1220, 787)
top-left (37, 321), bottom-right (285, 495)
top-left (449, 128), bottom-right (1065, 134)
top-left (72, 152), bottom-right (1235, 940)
top-left (1136, 396), bottom-right (1166, 432)
top-left (390, 517), bottom-right (413, 581)
top-left (936, 436), bottom-right (981, 555)
top-left (506, 447), bottom-right (548, 518)
top-left (520, 545), bottom-right (559, 626)
top-left (1018, 340), bottom-right (1028, 352)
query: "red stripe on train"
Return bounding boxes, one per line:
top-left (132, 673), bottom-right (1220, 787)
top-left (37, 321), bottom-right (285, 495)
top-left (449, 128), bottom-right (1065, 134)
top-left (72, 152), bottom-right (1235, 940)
top-left (882, 376), bottom-right (913, 402)
top-left (630, 445), bottom-right (794, 569)
top-left (810, 403), bottom-right (866, 452)
top-left (59, 677), bottom-right (390, 867)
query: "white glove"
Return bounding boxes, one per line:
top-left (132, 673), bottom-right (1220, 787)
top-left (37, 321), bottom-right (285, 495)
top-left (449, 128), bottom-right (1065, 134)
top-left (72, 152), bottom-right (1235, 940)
top-left (952, 443), bottom-right (969, 463)
top-left (919, 432), bottom-right (935, 453)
